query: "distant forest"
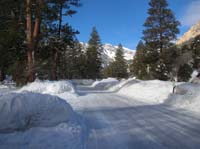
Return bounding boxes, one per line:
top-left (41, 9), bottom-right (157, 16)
top-left (0, 0), bottom-right (199, 85)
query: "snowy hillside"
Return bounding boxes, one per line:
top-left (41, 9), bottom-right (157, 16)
top-left (81, 43), bottom-right (135, 66)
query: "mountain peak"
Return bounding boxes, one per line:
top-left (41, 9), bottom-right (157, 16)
top-left (80, 42), bottom-right (135, 66)
top-left (176, 21), bottom-right (200, 45)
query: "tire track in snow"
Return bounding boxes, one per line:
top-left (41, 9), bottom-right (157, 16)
top-left (76, 89), bottom-right (200, 149)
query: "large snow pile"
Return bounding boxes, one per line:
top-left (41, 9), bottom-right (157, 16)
top-left (0, 92), bottom-right (75, 132)
top-left (0, 92), bottom-right (84, 148)
top-left (165, 83), bottom-right (200, 113)
top-left (91, 78), bottom-right (119, 90)
top-left (118, 80), bottom-right (174, 104)
top-left (18, 80), bottom-right (76, 95)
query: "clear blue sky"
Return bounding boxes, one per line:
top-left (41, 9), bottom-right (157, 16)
top-left (66, 0), bottom-right (200, 50)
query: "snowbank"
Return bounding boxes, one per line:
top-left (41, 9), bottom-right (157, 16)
top-left (118, 80), bottom-right (174, 104)
top-left (72, 79), bottom-right (94, 86)
top-left (0, 92), bottom-right (75, 133)
top-left (0, 84), bottom-right (15, 96)
top-left (0, 84), bottom-right (9, 89)
top-left (18, 80), bottom-right (76, 95)
top-left (0, 83), bottom-right (85, 148)
top-left (109, 78), bottom-right (135, 91)
top-left (91, 78), bottom-right (119, 90)
top-left (190, 70), bottom-right (200, 84)
top-left (165, 83), bottom-right (200, 113)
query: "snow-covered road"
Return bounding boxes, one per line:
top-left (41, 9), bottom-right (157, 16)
top-left (74, 87), bottom-right (200, 149)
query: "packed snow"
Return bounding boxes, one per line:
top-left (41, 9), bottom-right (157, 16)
top-left (166, 82), bottom-right (200, 113)
top-left (190, 70), bottom-right (200, 84)
top-left (117, 80), bottom-right (174, 104)
top-left (0, 81), bottom-right (84, 149)
top-left (109, 78), bottom-right (136, 91)
top-left (19, 79), bottom-right (76, 94)
top-left (1, 77), bottom-right (200, 148)
top-left (0, 92), bottom-right (75, 132)
top-left (91, 78), bottom-right (119, 90)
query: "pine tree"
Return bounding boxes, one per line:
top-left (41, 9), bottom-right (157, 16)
top-left (102, 63), bottom-right (114, 78)
top-left (0, 0), bottom-right (82, 83)
top-left (47, 0), bottom-right (81, 80)
top-left (25, 0), bottom-right (44, 82)
top-left (191, 35), bottom-right (200, 70)
top-left (103, 44), bottom-right (128, 79)
top-left (36, 23), bottom-right (80, 80)
top-left (143, 0), bottom-right (180, 80)
top-left (86, 27), bottom-right (102, 79)
top-left (178, 64), bottom-right (193, 82)
top-left (0, 0), bottom-right (26, 82)
top-left (112, 44), bottom-right (128, 79)
top-left (61, 40), bottom-right (86, 79)
top-left (130, 41), bottom-right (149, 79)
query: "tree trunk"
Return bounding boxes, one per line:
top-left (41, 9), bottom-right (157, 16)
top-left (0, 69), bottom-right (5, 82)
top-left (51, 1), bottom-right (63, 80)
top-left (26, 0), bottom-right (35, 82)
top-left (26, 0), bottom-right (42, 82)
top-left (52, 49), bottom-right (58, 80)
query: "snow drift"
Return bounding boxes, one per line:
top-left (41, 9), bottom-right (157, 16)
top-left (118, 80), bottom-right (174, 104)
top-left (166, 83), bottom-right (200, 113)
top-left (72, 79), bottom-right (94, 86)
top-left (0, 84), bottom-right (15, 96)
top-left (91, 78), bottom-right (119, 90)
top-left (109, 78), bottom-right (136, 91)
top-left (18, 80), bottom-right (76, 94)
top-left (0, 92), bottom-right (75, 133)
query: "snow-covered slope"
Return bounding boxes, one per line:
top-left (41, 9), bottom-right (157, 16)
top-left (166, 83), bottom-right (200, 113)
top-left (117, 80), bottom-right (174, 104)
top-left (81, 43), bottom-right (135, 66)
top-left (176, 21), bottom-right (200, 45)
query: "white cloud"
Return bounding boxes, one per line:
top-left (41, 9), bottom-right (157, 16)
top-left (181, 0), bottom-right (200, 26)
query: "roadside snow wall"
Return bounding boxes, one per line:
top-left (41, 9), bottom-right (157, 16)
top-left (0, 92), bottom-right (75, 133)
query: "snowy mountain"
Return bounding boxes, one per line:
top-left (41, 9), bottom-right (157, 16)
top-left (81, 43), bottom-right (135, 66)
top-left (176, 21), bottom-right (200, 45)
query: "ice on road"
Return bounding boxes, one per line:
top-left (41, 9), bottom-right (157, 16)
top-left (73, 87), bottom-right (200, 149)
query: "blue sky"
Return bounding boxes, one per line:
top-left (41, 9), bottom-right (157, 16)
top-left (67, 0), bottom-right (200, 50)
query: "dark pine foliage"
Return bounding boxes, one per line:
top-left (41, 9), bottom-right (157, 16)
top-left (85, 27), bottom-right (103, 79)
top-left (142, 0), bottom-right (180, 80)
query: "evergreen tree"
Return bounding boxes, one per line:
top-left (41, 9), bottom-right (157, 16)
top-left (46, 0), bottom-right (81, 80)
top-left (103, 44), bottom-right (128, 79)
top-left (178, 64), bottom-right (193, 82)
top-left (130, 41), bottom-right (149, 79)
top-left (0, 0), bottom-right (82, 83)
top-left (143, 0), bottom-right (180, 80)
top-left (36, 23), bottom-right (80, 80)
top-left (0, 0), bottom-right (26, 82)
top-left (86, 27), bottom-right (102, 79)
top-left (102, 63), bottom-right (114, 78)
top-left (61, 40), bottom-right (86, 79)
top-left (191, 35), bottom-right (200, 70)
top-left (112, 44), bottom-right (128, 79)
